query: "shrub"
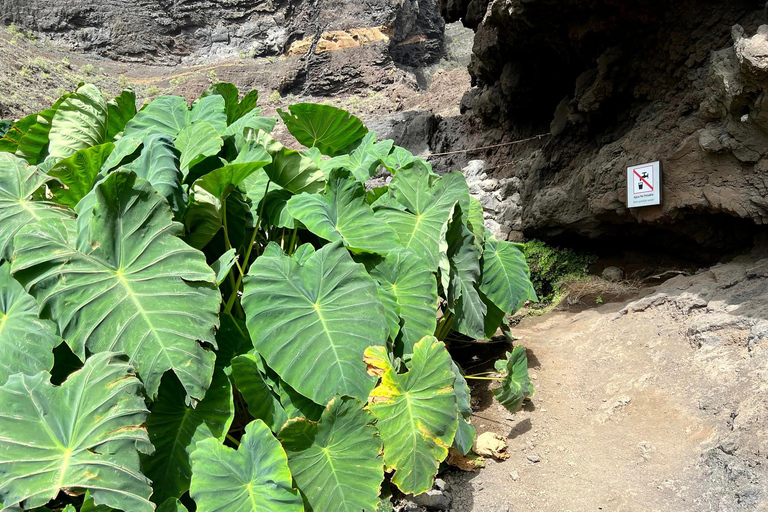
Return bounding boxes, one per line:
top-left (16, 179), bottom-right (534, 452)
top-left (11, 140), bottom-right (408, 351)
top-left (523, 239), bottom-right (597, 303)
top-left (0, 84), bottom-right (536, 511)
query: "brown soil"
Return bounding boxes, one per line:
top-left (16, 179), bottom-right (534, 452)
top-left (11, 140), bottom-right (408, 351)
top-left (445, 255), bottom-right (768, 511)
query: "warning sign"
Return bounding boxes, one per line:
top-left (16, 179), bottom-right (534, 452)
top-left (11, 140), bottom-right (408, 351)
top-left (627, 161), bottom-right (661, 208)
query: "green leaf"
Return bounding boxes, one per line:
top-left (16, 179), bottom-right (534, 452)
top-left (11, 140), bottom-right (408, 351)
top-left (190, 419), bottom-right (303, 512)
top-left (365, 336), bottom-right (458, 494)
top-left (480, 233), bottom-right (538, 315)
top-left (188, 94), bottom-right (228, 134)
top-left (375, 168), bottom-right (470, 269)
top-left (142, 360), bottom-right (235, 505)
top-left (212, 248), bottom-right (238, 286)
top-left (287, 171), bottom-right (399, 255)
top-left (124, 133), bottom-right (186, 216)
top-left (48, 143), bottom-right (114, 208)
top-left (0, 113), bottom-right (38, 154)
top-left (379, 146), bottom-right (415, 173)
top-left (12, 171), bottom-right (220, 401)
top-left (263, 189), bottom-right (301, 229)
top-left (157, 498), bottom-right (190, 512)
top-left (231, 353), bottom-right (288, 433)
top-left (123, 96), bottom-right (190, 138)
top-left (0, 262), bottom-right (59, 384)
top-left (366, 248), bottom-right (438, 353)
top-left (323, 131), bottom-right (392, 183)
top-left (0, 352), bottom-right (154, 512)
top-left (450, 361), bottom-right (475, 455)
top-left (278, 379), bottom-right (323, 422)
top-left (184, 186), bottom-right (222, 250)
top-left (0, 120), bottom-right (11, 138)
top-left (493, 345), bottom-right (534, 413)
top-left (196, 147), bottom-right (271, 199)
top-left (292, 242), bottom-right (315, 264)
top-left (257, 131), bottom-right (325, 194)
top-left (82, 490), bottom-right (118, 511)
top-left (446, 206), bottom-right (486, 339)
top-left (15, 95), bottom-right (69, 165)
top-left (0, 153), bottom-right (72, 260)
top-left (203, 83), bottom-right (259, 124)
top-left (101, 134), bottom-right (143, 173)
top-left (467, 196), bottom-right (485, 251)
top-left (242, 242), bottom-right (387, 405)
top-left (48, 84), bottom-right (108, 160)
top-left (278, 103), bottom-right (368, 156)
top-left (107, 89), bottom-right (138, 139)
top-left (224, 110), bottom-right (277, 138)
top-left (279, 396), bottom-right (384, 512)
top-left (175, 121), bottom-right (224, 175)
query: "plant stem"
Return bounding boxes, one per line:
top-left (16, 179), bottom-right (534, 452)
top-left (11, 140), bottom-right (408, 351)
top-left (288, 228), bottom-right (299, 255)
top-left (220, 200), bottom-right (239, 293)
top-left (224, 181), bottom-right (270, 315)
top-left (464, 376), bottom-right (503, 381)
top-left (435, 310), bottom-right (455, 340)
top-left (225, 434), bottom-right (241, 447)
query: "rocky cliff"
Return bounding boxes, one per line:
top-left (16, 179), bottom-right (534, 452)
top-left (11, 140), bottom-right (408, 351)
top-left (442, 0), bottom-right (768, 255)
top-left (0, 0), bottom-right (445, 68)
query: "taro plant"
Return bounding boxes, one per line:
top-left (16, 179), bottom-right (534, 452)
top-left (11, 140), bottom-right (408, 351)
top-left (0, 83), bottom-right (536, 512)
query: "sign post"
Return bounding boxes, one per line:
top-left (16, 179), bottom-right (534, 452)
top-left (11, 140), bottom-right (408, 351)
top-left (627, 161), bottom-right (661, 208)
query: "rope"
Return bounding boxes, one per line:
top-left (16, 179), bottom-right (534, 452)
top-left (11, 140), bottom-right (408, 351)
top-left (425, 133), bottom-right (550, 159)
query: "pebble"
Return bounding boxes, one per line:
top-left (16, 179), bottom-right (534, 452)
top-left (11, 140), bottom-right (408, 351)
top-left (527, 454), bottom-right (541, 463)
top-left (510, 469), bottom-right (519, 480)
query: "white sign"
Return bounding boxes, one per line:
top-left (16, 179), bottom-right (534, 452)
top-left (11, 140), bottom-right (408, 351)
top-left (627, 161), bottom-right (661, 208)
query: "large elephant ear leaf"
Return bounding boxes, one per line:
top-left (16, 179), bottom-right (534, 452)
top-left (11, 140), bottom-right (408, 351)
top-left (0, 262), bottom-right (60, 385)
top-left (450, 360), bottom-right (476, 456)
top-left (195, 144), bottom-right (271, 199)
top-left (287, 170), bottom-right (400, 255)
top-left (123, 96), bottom-right (190, 138)
top-left (0, 120), bottom-right (11, 138)
top-left (375, 168), bottom-right (470, 269)
top-left (175, 121), bottom-right (224, 175)
top-left (446, 206), bottom-right (486, 340)
top-left (48, 143), bottom-right (114, 208)
top-left (48, 84), bottom-right (108, 160)
top-left (242, 241), bottom-right (388, 405)
top-left (0, 113), bottom-right (38, 153)
top-left (0, 352), bottom-right (154, 512)
top-left (142, 358), bottom-right (235, 505)
top-left (480, 233), bottom-right (538, 315)
top-left (0, 153), bottom-right (73, 260)
top-left (124, 133), bottom-right (186, 216)
top-left (257, 131), bottom-right (325, 194)
top-left (16, 92), bottom-right (72, 165)
top-left (279, 396), bottom-right (384, 512)
top-left (345, 131), bottom-right (393, 183)
top-left (366, 247), bottom-right (438, 354)
top-left (493, 345), bottom-right (534, 413)
top-left (230, 353), bottom-right (288, 433)
top-left (203, 82), bottom-right (259, 125)
top-left (278, 103), bottom-right (368, 157)
top-left (190, 419), bottom-right (304, 512)
top-left (11, 170), bottom-right (220, 402)
top-left (107, 88), bottom-right (137, 139)
top-left (366, 336), bottom-right (459, 495)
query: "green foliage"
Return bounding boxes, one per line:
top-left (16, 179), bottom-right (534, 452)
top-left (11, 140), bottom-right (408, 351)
top-left (0, 83), bottom-right (537, 512)
top-left (493, 345), bottom-right (534, 413)
top-left (523, 238), bottom-right (597, 303)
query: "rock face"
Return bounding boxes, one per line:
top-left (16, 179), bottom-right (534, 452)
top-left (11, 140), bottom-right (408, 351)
top-left (442, 0), bottom-right (768, 252)
top-left (0, 0), bottom-right (445, 68)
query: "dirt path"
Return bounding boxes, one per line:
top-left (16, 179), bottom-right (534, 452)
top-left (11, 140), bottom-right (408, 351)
top-left (445, 254), bottom-right (768, 511)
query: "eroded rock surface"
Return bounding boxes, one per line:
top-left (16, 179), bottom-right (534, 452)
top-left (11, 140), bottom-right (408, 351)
top-left (0, 0), bottom-right (445, 69)
top-left (442, 0), bottom-right (768, 252)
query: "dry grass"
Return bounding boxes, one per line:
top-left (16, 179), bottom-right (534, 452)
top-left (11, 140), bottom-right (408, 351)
top-left (558, 276), bottom-right (642, 308)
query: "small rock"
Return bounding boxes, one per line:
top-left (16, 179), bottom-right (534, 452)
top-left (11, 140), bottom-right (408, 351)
top-left (509, 469), bottom-right (519, 480)
top-left (526, 454), bottom-right (541, 463)
top-left (602, 266), bottom-right (624, 282)
top-left (407, 489), bottom-right (452, 510)
top-left (434, 478), bottom-right (450, 492)
top-left (474, 432), bottom-right (510, 460)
